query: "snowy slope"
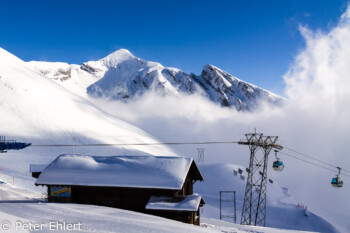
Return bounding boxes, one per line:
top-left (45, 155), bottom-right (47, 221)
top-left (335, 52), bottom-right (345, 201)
top-left (26, 61), bottom-right (98, 97)
top-left (28, 49), bottom-right (284, 111)
top-left (0, 169), bottom-right (326, 233)
top-left (195, 163), bottom-right (339, 233)
top-left (0, 47), bottom-right (177, 157)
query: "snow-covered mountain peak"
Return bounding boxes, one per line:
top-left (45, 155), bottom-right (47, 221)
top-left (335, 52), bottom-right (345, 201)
top-left (202, 64), bottom-right (221, 72)
top-left (202, 64), bottom-right (247, 84)
top-left (202, 64), bottom-right (228, 73)
top-left (100, 49), bottom-right (136, 68)
top-left (106, 48), bottom-right (133, 58)
top-left (201, 64), bottom-right (234, 88)
top-left (81, 49), bottom-right (163, 77)
top-left (194, 63), bottom-right (285, 110)
top-left (26, 48), bottom-right (285, 111)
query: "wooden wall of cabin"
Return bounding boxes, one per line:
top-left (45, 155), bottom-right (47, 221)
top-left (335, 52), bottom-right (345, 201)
top-left (69, 186), bottom-right (177, 212)
top-left (47, 185), bottom-right (202, 225)
top-left (179, 176), bottom-right (194, 195)
top-left (194, 209), bottom-right (200, 225)
top-left (177, 161), bottom-right (203, 196)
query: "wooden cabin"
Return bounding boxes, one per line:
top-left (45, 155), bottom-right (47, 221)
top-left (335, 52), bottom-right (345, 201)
top-left (34, 154), bottom-right (205, 225)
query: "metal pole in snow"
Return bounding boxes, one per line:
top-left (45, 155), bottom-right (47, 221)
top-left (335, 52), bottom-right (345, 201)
top-left (220, 191), bottom-right (222, 220)
top-left (72, 129), bottom-right (75, 155)
top-left (234, 191), bottom-right (237, 224)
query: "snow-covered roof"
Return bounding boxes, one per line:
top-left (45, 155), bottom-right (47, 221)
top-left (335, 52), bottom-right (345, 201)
top-left (35, 154), bottom-right (203, 190)
top-left (146, 193), bottom-right (204, 212)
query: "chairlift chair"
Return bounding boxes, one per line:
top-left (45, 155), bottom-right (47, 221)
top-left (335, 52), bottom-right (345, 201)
top-left (272, 150), bottom-right (284, 171)
top-left (331, 167), bottom-right (343, 188)
top-left (273, 160), bottom-right (284, 171)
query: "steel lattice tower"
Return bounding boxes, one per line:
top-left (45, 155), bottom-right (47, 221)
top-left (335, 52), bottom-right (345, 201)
top-left (239, 133), bottom-right (282, 226)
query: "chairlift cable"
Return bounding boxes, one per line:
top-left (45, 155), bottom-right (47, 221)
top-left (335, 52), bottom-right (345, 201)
top-left (30, 141), bottom-right (240, 147)
top-left (279, 151), bottom-right (350, 178)
top-left (284, 146), bottom-right (350, 174)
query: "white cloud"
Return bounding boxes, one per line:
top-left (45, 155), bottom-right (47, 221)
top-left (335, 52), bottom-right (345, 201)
top-left (279, 7), bottom-right (350, 231)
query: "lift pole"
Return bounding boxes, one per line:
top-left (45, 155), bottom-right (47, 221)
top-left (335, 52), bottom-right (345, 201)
top-left (239, 132), bottom-right (282, 226)
top-left (197, 148), bottom-right (205, 163)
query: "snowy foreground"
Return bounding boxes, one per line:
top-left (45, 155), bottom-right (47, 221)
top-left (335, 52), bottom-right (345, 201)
top-left (0, 155), bottom-right (338, 233)
top-left (0, 181), bottom-right (316, 233)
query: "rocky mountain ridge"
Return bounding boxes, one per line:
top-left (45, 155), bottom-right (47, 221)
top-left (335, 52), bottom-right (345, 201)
top-left (28, 49), bottom-right (284, 111)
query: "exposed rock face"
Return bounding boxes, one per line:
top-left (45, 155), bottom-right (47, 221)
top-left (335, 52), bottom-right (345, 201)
top-left (27, 61), bottom-right (72, 81)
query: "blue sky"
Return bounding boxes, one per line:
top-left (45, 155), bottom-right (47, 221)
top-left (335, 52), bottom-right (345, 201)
top-left (0, 0), bottom-right (348, 95)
